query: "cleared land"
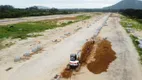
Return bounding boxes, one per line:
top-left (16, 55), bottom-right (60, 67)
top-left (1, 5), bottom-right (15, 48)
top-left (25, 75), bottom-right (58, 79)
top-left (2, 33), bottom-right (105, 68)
top-left (0, 14), bottom-right (82, 25)
top-left (0, 13), bottom-right (142, 80)
top-left (59, 13), bottom-right (142, 80)
top-left (0, 13), bottom-right (102, 80)
top-left (0, 14), bottom-right (91, 50)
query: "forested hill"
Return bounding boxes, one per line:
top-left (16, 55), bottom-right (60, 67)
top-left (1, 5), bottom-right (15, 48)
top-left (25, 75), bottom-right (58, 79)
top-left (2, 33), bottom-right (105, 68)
top-left (104, 0), bottom-right (142, 9)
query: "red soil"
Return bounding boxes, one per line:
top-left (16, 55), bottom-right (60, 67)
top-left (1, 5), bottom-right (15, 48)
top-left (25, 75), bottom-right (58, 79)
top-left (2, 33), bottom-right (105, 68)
top-left (61, 68), bottom-right (73, 79)
top-left (80, 41), bottom-right (95, 64)
top-left (87, 40), bottom-right (116, 74)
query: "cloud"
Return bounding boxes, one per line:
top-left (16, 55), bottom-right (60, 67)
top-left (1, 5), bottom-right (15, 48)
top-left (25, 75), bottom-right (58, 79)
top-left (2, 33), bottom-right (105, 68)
top-left (33, 3), bottom-right (112, 8)
top-left (0, 0), bottom-right (121, 8)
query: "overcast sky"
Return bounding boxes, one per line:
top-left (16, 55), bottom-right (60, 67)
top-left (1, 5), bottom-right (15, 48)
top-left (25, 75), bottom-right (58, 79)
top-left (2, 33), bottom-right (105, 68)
top-left (0, 0), bottom-right (122, 8)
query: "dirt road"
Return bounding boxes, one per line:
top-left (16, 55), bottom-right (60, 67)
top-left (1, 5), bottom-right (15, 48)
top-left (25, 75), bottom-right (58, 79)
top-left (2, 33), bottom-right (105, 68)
top-left (5, 14), bottom-right (110, 80)
top-left (0, 13), bottom-right (103, 80)
top-left (1, 13), bottom-right (142, 80)
top-left (0, 14), bottom-right (81, 25)
top-left (72, 14), bottom-right (142, 80)
top-left (98, 14), bottom-right (142, 80)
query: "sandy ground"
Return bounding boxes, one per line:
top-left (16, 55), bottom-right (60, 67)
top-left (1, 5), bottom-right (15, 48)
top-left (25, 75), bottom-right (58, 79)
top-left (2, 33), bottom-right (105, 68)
top-left (1, 14), bottom-right (110, 80)
top-left (132, 30), bottom-right (142, 38)
top-left (96, 14), bottom-right (142, 80)
top-left (0, 13), bottom-right (104, 80)
top-left (65, 13), bottom-right (142, 80)
top-left (1, 13), bottom-right (142, 80)
top-left (0, 14), bottom-right (83, 25)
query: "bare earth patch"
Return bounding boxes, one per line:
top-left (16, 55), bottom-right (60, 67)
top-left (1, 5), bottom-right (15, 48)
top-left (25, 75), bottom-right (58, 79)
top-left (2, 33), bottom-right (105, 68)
top-left (87, 39), bottom-right (116, 74)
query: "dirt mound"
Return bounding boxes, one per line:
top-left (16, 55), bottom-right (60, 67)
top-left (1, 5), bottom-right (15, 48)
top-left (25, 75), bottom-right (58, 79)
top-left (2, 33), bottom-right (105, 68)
top-left (87, 40), bottom-right (116, 74)
top-left (61, 41), bottom-right (95, 78)
top-left (80, 41), bottom-right (95, 64)
top-left (61, 68), bottom-right (73, 79)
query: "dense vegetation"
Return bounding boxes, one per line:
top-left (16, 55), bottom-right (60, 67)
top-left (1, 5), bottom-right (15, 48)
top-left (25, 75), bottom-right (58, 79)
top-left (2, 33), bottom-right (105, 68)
top-left (0, 5), bottom-right (73, 19)
top-left (120, 9), bottom-right (142, 30)
top-left (121, 9), bottom-right (142, 19)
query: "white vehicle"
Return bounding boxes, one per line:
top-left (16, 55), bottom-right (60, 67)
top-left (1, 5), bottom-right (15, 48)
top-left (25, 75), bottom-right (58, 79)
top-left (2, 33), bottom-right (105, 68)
top-left (68, 54), bottom-right (80, 69)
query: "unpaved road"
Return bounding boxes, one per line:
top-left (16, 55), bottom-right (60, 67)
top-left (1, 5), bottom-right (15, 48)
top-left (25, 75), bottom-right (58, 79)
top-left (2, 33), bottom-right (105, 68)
top-left (1, 13), bottom-right (142, 80)
top-left (0, 13), bottom-right (103, 80)
top-left (0, 14), bottom-right (81, 25)
top-left (5, 14), bottom-right (110, 80)
top-left (98, 14), bottom-right (142, 80)
top-left (72, 14), bottom-right (142, 80)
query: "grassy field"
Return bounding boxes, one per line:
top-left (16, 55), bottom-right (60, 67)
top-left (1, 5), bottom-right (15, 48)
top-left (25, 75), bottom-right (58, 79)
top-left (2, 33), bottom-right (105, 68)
top-left (120, 16), bottom-right (142, 30)
top-left (76, 15), bottom-right (91, 20)
top-left (0, 15), bottom-right (91, 50)
top-left (0, 15), bottom-right (91, 39)
top-left (120, 15), bottom-right (142, 63)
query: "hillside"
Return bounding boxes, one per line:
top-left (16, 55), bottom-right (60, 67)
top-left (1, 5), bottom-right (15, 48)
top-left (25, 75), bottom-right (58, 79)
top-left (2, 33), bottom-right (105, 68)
top-left (104, 0), bottom-right (142, 9)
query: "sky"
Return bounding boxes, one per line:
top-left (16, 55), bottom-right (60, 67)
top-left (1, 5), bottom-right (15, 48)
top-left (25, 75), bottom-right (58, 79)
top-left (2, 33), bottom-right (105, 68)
top-left (0, 0), bottom-right (122, 8)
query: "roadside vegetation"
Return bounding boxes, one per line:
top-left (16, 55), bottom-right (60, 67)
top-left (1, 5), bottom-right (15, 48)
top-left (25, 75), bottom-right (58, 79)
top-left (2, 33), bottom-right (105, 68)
top-left (0, 15), bottom-right (91, 50)
top-left (76, 15), bottom-right (91, 20)
top-left (120, 15), bottom-right (142, 30)
top-left (121, 16), bottom-right (142, 63)
top-left (120, 9), bottom-right (142, 30)
top-left (120, 10), bottom-right (142, 63)
top-left (130, 35), bottom-right (142, 63)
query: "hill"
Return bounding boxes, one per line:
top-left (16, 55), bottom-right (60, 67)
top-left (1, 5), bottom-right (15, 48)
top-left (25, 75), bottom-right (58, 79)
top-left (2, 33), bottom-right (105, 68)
top-left (104, 0), bottom-right (142, 9)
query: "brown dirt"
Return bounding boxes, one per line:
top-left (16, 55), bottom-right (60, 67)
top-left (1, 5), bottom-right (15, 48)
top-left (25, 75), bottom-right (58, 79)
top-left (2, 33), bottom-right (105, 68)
top-left (87, 40), bottom-right (116, 74)
top-left (61, 39), bottom-right (116, 78)
top-left (61, 41), bottom-right (95, 79)
top-left (48, 17), bottom-right (77, 21)
top-left (61, 68), bottom-right (73, 79)
top-left (80, 41), bottom-right (95, 64)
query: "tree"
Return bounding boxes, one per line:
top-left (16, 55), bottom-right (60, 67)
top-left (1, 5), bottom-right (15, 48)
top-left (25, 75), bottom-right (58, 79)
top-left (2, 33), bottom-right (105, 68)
top-left (49, 8), bottom-right (59, 14)
top-left (0, 5), bottom-right (14, 12)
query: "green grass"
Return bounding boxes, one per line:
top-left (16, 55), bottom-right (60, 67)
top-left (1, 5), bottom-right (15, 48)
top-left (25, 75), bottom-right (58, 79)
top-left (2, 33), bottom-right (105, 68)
top-left (120, 15), bottom-right (142, 30)
top-left (130, 35), bottom-right (142, 63)
top-left (0, 15), bottom-right (91, 40)
top-left (76, 15), bottom-right (91, 21)
top-left (0, 21), bottom-right (59, 39)
top-left (0, 15), bottom-right (91, 49)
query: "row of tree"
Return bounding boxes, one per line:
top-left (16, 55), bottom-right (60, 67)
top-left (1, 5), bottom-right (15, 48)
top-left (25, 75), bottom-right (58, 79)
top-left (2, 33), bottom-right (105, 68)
top-left (1, 5), bottom-right (142, 19)
top-left (0, 5), bottom-right (73, 19)
top-left (120, 9), bottom-right (142, 19)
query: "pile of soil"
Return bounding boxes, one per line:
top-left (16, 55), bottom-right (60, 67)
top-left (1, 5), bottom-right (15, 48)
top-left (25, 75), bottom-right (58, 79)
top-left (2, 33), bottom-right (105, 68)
top-left (87, 40), bottom-right (116, 74)
top-left (80, 41), bottom-right (95, 64)
top-left (61, 68), bottom-right (73, 79)
top-left (61, 41), bottom-right (95, 79)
